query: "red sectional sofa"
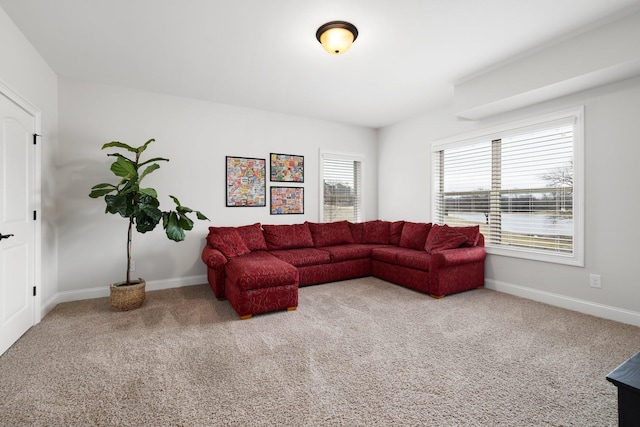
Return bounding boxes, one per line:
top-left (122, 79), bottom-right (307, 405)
top-left (201, 220), bottom-right (486, 319)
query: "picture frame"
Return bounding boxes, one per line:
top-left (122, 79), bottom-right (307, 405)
top-left (270, 153), bottom-right (304, 182)
top-left (226, 156), bottom-right (266, 207)
top-left (270, 186), bottom-right (304, 215)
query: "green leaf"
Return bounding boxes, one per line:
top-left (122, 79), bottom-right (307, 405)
top-left (136, 138), bottom-right (155, 157)
top-left (135, 210), bottom-right (161, 233)
top-left (91, 183), bottom-right (116, 190)
top-left (178, 212), bottom-right (194, 231)
top-left (102, 141), bottom-right (137, 153)
top-left (139, 187), bottom-right (158, 198)
top-left (120, 179), bottom-right (138, 194)
top-left (169, 195), bottom-right (181, 207)
top-left (111, 157), bottom-right (137, 179)
top-left (139, 163), bottom-right (160, 182)
top-left (135, 194), bottom-right (162, 233)
top-left (164, 211), bottom-right (185, 242)
top-left (138, 194), bottom-right (160, 209)
top-left (89, 187), bottom-right (116, 198)
top-left (196, 211), bottom-right (209, 221)
top-left (176, 205), bottom-right (192, 214)
top-left (138, 157), bottom-right (169, 168)
top-left (105, 193), bottom-right (135, 217)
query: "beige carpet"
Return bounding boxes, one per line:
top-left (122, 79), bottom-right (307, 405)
top-left (0, 278), bottom-right (638, 426)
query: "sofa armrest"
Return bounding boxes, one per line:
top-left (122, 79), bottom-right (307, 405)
top-left (430, 246), bottom-right (486, 269)
top-left (201, 246), bottom-right (228, 270)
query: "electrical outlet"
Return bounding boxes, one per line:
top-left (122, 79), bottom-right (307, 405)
top-left (129, 260), bottom-right (136, 272)
top-left (589, 274), bottom-right (601, 288)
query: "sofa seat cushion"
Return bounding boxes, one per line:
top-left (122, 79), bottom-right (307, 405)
top-left (395, 248), bottom-right (432, 271)
top-left (370, 246), bottom-right (404, 264)
top-left (225, 252), bottom-right (298, 291)
top-left (371, 247), bottom-right (431, 271)
top-left (320, 244), bottom-right (372, 262)
top-left (270, 248), bottom-right (331, 267)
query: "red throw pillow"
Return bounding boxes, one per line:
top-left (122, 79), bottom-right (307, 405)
top-left (307, 221), bottom-right (354, 247)
top-left (453, 225), bottom-right (481, 247)
top-left (207, 227), bottom-right (250, 259)
top-left (399, 222), bottom-right (432, 250)
top-left (424, 224), bottom-right (468, 254)
top-left (262, 223), bottom-right (314, 250)
top-left (362, 220), bottom-right (390, 244)
top-left (348, 222), bottom-right (364, 243)
top-left (389, 221), bottom-right (405, 245)
top-left (235, 223), bottom-right (268, 251)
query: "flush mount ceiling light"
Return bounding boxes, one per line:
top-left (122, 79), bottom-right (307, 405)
top-left (316, 21), bottom-right (358, 55)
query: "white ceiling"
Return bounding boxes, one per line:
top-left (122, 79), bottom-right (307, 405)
top-left (2, 0), bottom-right (640, 128)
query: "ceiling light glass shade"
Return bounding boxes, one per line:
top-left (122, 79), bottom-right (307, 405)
top-left (316, 21), bottom-right (358, 55)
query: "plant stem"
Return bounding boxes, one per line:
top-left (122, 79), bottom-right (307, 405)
top-left (127, 217), bottom-right (133, 283)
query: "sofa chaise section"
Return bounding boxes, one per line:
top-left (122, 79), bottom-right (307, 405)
top-left (224, 251), bottom-right (298, 319)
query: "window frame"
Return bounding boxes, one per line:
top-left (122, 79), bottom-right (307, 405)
top-left (431, 107), bottom-right (584, 266)
top-left (319, 151), bottom-right (365, 223)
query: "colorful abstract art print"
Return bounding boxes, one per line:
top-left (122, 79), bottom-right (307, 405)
top-left (270, 153), bottom-right (304, 182)
top-left (226, 156), bottom-right (266, 207)
top-left (270, 186), bottom-right (304, 215)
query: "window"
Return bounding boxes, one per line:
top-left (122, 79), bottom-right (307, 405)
top-left (320, 152), bottom-right (363, 223)
top-left (432, 108), bottom-right (584, 266)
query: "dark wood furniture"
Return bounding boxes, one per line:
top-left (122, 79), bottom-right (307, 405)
top-left (607, 351), bottom-right (640, 426)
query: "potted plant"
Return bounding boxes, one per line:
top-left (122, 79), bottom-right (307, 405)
top-left (89, 138), bottom-right (208, 310)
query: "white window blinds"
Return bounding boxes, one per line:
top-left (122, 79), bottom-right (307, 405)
top-left (433, 110), bottom-right (583, 265)
top-left (322, 154), bottom-right (362, 223)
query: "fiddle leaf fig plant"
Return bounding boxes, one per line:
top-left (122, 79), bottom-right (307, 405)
top-left (89, 138), bottom-right (208, 284)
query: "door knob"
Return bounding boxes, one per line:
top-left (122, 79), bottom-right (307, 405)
top-left (0, 233), bottom-right (14, 241)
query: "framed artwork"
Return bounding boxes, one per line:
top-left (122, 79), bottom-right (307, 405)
top-left (226, 156), bottom-right (266, 207)
top-left (270, 153), bottom-right (304, 182)
top-left (270, 186), bottom-right (304, 215)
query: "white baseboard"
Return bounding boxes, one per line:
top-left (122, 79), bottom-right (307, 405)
top-left (485, 279), bottom-right (640, 327)
top-left (41, 275), bottom-right (207, 318)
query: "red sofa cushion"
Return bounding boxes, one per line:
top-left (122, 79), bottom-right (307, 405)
top-left (307, 221), bottom-right (354, 247)
top-left (389, 221), bottom-right (405, 245)
top-left (225, 252), bottom-right (298, 291)
top-left (454, 225), bottom-right (481, 247)
top-left (399, 222), bottom-right (432, 250)
top-left (362, 220), bottom-right (390, 244)
top-left (235, 223), bottom-right (268, 251)
top-left (424, 224), bottom-right (468, 254)
top-left (320, 244), bottom-right (373, 262)
top-left (395, 248), bottom-right (432, 271)
top-left (370, 246), bottom-right (402, 264)
top-left (348, 222), bottom-right (364, 243)
top-left (206, 227), bottom-right (250, 259)
top-left (263, 223), bottom-right (314, 250)
top-left (270, 248), bottom-right (331, 267)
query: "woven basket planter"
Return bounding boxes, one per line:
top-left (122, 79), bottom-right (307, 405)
top-left (110, 279), bottom-right (146, 311)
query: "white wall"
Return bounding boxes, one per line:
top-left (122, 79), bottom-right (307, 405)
top-left (379, 76), bottom-right (640, 324)
top-left (454, 11), bottom-right (640, 120)
top-left (0, 6), bottom-right (59, 316)
top-left (57, 78), bottom-right (377, 301)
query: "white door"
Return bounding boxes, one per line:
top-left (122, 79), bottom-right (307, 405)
top-left (0, 91), bottom-right (36, 356)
